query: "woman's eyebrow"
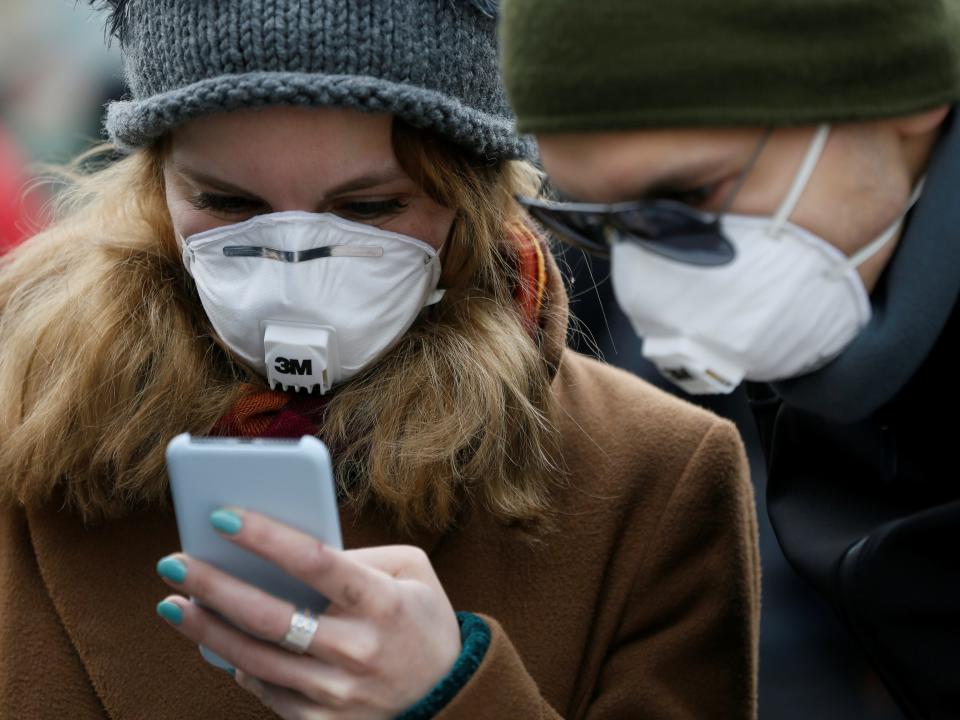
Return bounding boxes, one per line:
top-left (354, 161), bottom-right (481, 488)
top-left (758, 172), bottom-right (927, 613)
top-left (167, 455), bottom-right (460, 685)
top-left (174, 166), bottom-right (259, 197)
top-left (173, 164), bottom-right (409, 200)
top-left (323, 169), bottom-right (409, 198)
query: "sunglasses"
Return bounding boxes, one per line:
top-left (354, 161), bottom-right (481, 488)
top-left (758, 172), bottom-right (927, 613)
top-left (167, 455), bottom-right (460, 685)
top-left (518, 129), bottom-right (772, 267)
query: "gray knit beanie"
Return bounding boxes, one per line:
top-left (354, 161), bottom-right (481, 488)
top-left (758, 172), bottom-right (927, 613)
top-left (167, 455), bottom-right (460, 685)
top-left (89, 0), bottom-right (531, 160)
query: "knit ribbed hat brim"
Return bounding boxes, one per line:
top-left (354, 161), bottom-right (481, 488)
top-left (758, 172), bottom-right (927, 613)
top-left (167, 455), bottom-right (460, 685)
top-left (92, 0), bottom-right (531, 160)
top-left (106, 71), bottom-right (534, 159)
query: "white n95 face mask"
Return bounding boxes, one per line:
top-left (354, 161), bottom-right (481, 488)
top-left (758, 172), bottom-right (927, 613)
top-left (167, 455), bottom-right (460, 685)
top-left (180, 211), bottom-right (444, 394)
top-left (612, 124), bottom-right (925, 395)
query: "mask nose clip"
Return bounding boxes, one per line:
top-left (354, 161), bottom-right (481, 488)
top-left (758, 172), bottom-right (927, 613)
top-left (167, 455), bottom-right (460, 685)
top-left (263, 321), bottom-right (341, 394)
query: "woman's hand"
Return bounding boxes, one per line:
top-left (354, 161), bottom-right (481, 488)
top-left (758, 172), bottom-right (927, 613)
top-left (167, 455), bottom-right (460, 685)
top-left (154, 508), bottom-right (462, 720)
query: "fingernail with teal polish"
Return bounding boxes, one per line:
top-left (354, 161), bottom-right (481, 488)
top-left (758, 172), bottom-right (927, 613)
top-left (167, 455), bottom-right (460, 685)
top-left (210, 509), bottom-right (243, 535)
top-left (156, 601), bottom-right (183, 626)
top-left (224, 666), bottom-right (236, 677)
top-left (156, 556), bottom-right (187, 584)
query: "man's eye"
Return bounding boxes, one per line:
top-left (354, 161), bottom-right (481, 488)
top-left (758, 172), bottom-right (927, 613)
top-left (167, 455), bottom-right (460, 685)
top-left (655, 184), bottom-right (718, 207)
top-left (190, 193), bottom-right (263, 214)
top-left (337, 199), bottom-right (408, 221)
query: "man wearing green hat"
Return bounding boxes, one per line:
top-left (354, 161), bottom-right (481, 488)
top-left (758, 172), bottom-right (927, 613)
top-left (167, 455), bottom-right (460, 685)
top-left (500, 1), bottom-right (960, 717)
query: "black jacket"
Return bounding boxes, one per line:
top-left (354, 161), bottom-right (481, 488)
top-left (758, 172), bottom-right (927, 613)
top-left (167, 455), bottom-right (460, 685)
top-left (751, 114), bottom-right (960, 719)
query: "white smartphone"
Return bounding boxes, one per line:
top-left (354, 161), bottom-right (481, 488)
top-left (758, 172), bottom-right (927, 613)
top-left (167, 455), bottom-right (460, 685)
top-left (165, 433), bottom-right (343, 668)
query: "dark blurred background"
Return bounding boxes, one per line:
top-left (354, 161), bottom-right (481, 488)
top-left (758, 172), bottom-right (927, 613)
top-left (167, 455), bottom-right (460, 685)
top-left (0, 3), bottom-right (905, 718)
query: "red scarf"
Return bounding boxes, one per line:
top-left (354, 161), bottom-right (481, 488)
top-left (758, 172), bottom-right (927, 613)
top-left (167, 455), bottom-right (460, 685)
top-left (212, 225), bottom-right (548, 438)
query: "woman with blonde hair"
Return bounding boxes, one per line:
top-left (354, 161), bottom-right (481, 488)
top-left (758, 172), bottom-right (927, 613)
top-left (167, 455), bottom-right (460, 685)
top-left (0, 1), bottom-right (760, 718)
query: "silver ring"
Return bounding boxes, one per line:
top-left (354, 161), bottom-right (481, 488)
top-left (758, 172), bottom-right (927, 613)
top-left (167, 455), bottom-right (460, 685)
top-left (279, 608), bottom-right (319, 654)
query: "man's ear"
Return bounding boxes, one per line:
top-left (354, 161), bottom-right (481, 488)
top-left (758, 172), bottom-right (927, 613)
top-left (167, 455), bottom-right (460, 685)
top-left (891, 104), bottom-right (951, 137)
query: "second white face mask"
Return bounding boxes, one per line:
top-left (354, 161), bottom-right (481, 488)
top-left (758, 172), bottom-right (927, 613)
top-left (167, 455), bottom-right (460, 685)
top-left (611, 125), bottom-right (924, 395)
top-left (181, 211), bottom-right (444, 394)
top-left (613, 213), bottom-right (874, 392)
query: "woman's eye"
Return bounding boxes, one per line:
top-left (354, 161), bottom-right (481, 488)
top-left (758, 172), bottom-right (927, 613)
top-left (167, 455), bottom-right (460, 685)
top-left (190, 192), bottom-right (264, 215)
top-left (337, 199), bottom-right (409, 221)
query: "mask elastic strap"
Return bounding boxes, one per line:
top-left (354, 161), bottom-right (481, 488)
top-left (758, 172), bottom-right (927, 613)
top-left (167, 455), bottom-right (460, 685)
top-left (424, 239), bottom-right (447, 306)
top-left (768, 124), bottom-right (831, 237)
top-left (177, 231), bottom-right (197, 275)
top-left (830, 176), bottom-right (927, 277)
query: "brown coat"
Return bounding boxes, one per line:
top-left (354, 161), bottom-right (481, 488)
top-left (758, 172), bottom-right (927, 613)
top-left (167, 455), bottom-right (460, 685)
top-left (0, 256), bottom-right (760, 719)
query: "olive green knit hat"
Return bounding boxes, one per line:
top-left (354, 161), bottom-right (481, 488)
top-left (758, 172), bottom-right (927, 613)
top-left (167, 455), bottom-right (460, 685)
top-left (499, 0), bottom-right (960, 134)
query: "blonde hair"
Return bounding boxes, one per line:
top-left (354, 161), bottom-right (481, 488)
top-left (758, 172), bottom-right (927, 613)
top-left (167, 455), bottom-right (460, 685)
top-left (0, 120), bottom-right (563, 532)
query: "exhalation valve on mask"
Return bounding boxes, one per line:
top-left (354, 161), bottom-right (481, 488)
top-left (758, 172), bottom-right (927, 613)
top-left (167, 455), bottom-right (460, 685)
top-left (264, 321), bottom-right (341, 394)
top-left (642, 337), bottom-right (745, 394)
